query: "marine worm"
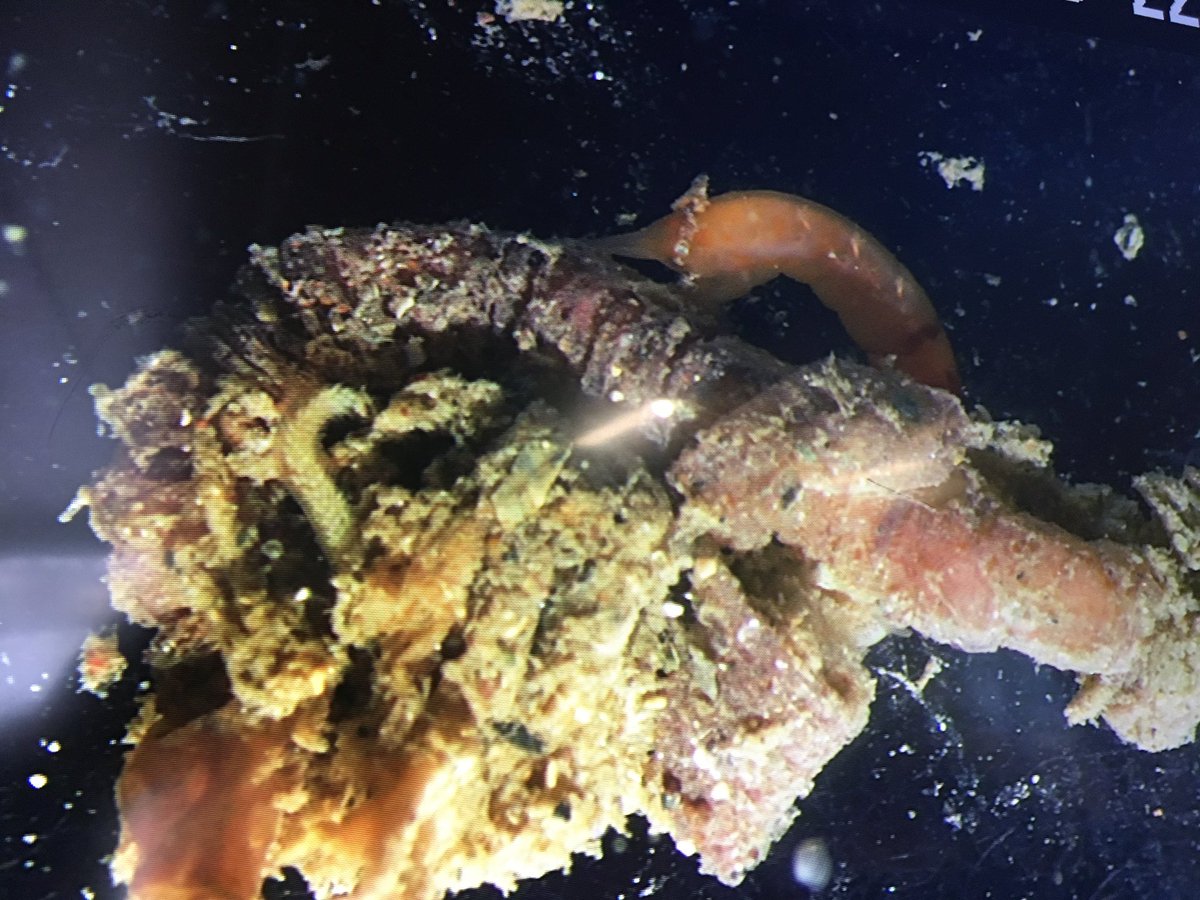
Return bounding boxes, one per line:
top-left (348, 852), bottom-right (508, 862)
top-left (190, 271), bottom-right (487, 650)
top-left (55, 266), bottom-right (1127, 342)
top-left (277, 382), bottom-right (372, 569)
top-left (594, 178), bottom-right (961, 394)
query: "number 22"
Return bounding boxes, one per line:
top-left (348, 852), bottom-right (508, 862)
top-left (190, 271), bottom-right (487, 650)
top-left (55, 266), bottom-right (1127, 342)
top-left (1133, 0), bottom-right (1200, 27)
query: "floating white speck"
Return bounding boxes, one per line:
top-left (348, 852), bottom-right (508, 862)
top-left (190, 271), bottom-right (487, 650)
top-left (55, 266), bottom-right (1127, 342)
top-left (28, 773), bottom-right (47, 789)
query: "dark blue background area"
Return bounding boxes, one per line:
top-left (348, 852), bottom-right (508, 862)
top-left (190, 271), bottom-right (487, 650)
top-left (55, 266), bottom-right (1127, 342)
top-left (3, 2), bottom-right (1200, 898)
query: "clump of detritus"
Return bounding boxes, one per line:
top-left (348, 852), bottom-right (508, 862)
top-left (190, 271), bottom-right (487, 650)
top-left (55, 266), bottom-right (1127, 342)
top-left (68, 328), bottom-right (697, 899)
top-left (70, 221), bottom-right (1200, 900)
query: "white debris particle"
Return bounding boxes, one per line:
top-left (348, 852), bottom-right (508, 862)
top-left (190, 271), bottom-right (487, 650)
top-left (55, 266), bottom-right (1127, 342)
top-left (496, 0), bottom-right (564, 23)
top-left (998, 778), bottom-right (1032, 807)
top-left (792, 836), bottom-right (834, 891)
top-left (294, 55), bottom-right (331, 72)
top-left (918, 151), bottom-right (986, 191)
top-left (28, 773), bottom-right (48, 789)
top-left (1113, 213), bottom-right (1145, 261)
top-left (879, 657), bottom-right (944, 701)
top-left (21, 833), bottom-right (37, 845)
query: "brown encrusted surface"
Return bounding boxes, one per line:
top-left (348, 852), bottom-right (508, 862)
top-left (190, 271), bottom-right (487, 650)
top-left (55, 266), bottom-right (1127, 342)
top-left (71, 222), bottom-right (1200, 900)
top-left (231, 223), bottom-right (792, 440)
top-left (642, 549), bottom-right (875, 882)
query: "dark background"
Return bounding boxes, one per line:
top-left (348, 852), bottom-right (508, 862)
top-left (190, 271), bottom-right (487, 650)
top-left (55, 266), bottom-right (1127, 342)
top-left (3, 1), bottom-right (1200, 898)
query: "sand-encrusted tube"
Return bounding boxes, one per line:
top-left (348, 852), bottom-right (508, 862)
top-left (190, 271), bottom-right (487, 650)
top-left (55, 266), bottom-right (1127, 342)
top-left (74, 221), bottom-right (1200, 900)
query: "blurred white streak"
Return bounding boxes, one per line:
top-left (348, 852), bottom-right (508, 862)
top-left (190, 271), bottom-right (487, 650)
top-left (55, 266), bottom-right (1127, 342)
top-left (574, 397), bottom-right (676, 448)
top-left (0, 553), bottom-right (112, 722)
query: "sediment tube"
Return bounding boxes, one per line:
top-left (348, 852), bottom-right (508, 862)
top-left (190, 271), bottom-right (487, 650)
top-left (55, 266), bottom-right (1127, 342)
top-left (70, 221), bottom-right (1200, 899)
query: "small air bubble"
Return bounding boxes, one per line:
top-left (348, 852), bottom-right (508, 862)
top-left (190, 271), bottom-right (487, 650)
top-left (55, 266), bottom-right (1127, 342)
top-left (792, 837), bottom-right (833, 892)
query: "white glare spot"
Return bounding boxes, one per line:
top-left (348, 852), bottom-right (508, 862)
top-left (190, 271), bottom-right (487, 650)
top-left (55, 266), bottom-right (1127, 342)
top-left (28, 773), bottom-right (48, 789)
top-left (649, 398), bottom-right (675, 419)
